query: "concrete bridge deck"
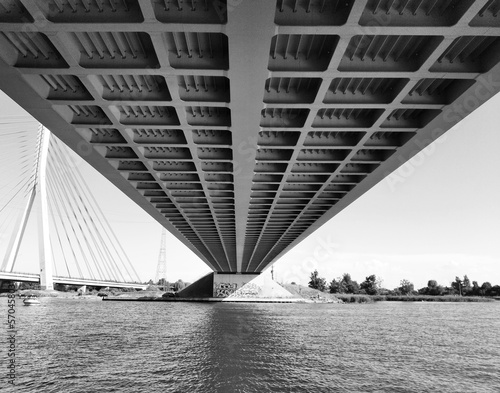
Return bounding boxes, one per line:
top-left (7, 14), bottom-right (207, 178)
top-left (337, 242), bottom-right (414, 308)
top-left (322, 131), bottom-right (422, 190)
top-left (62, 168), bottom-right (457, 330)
top-left (1, 0), bottom-right (499, 275)
top-left (0, 271), bottom-right (147, 290)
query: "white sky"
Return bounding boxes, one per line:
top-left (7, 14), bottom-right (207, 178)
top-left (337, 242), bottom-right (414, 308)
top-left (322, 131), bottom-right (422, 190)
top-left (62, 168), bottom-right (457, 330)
top-left (1, 90), bottom-right (499, 289)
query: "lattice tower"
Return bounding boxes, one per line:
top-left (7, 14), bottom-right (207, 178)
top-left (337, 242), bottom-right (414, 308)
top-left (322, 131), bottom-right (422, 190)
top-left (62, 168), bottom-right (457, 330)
top-left (154, 229), bottom-right (167, 286)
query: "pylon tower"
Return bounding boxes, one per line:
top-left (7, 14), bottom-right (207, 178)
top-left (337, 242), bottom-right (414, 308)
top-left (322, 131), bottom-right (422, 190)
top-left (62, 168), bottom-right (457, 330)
top-left (154, 229), bottom-right (167, 289)
top-left (1, 124), bottom-right (53, 290)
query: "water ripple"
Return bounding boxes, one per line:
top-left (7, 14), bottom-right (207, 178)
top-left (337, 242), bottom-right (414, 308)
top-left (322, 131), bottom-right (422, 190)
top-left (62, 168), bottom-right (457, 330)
top-left (1, 299), bottom-right (499, 392)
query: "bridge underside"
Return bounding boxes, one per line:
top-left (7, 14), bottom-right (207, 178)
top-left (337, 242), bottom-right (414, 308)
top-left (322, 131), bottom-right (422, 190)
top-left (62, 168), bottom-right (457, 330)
top-left (1, 0), bottom-right (500, 273)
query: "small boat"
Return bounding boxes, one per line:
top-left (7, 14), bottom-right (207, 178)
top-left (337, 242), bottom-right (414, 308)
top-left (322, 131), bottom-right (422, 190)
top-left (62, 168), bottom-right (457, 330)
top-left (23, 295), bottom-right (40, 306)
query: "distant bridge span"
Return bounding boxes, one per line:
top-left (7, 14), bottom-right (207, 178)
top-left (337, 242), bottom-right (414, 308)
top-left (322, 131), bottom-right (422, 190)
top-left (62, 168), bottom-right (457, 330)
top-left (1, 0), bottom-right (500, 274)
top-left (0, 271), bottom-right (147, 290)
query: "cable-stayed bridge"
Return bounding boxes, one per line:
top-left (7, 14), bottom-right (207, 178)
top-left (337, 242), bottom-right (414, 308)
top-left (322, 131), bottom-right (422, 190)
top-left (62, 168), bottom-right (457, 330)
top-left (0, 120), bottom-right (146, 290)
top-left (1, 1), bottom-right (500, 294)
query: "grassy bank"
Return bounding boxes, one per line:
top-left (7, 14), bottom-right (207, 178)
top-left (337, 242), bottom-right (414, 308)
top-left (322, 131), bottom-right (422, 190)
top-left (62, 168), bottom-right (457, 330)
top-left (334, 294), bottom-right (374, 303)
top-left (384, 295), bottom-right (494, 302)
top-left (282, 283), bottom-right (342, 303)
top-left (334, 294), bottom-right (495, 303)
top-left (280, 284), bottom-right (495, 303)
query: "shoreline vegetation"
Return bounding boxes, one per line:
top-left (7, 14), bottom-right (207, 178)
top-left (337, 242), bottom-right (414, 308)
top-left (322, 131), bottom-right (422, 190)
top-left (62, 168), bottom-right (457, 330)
top-left (306, 270), bottom-right (500, 303)
top-left (2, 274), bottom-right (498, 304)
top-left (0, 287), bottom-right (497, 303)
top-left (334, 293), bottom-right (496, 303)
top-left (284, 283), bottom-right (496, 303)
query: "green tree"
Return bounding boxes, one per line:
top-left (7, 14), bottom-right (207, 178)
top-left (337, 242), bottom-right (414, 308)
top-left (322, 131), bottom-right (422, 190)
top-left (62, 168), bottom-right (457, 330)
top-left (422, 279), bottom-right (445, 296)
top-left (398, 279), bottom-right (414, 295)
top-left (462, 275), bottom-right (472, 295)
top-left (173, 279), bottom-right (186, 291)
top-left (463, 275), bottom-right (471, 289)
top-left (471, 281), bottom-right (480, 296)
top-left (309, 270), bottom-right (326, 291)
top-left (481, 282), bottom-right (492, 296)
top-left (428, 280), bottom-right (438, 288)
top-left (451, 276), bottom-right (463, 295)
top-left (490, 285), bottom-right (500, 296)
top-left (360, 274), bottom-right (379, 295)
top-left (329, 278), bottom-right (341, 294)
top-left (347, 280), bottom-right (360, 294)
top-left (158, 278), bottom-right (170, 291)
top-left (340, 273), bottom-right (359, 294)
top-left (430, 285), bottom-right (444, 296)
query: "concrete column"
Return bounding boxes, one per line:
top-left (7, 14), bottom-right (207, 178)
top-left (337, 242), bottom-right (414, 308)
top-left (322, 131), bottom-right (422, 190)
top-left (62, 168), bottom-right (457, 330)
top-left (37, 128), bottom-right (54, 291)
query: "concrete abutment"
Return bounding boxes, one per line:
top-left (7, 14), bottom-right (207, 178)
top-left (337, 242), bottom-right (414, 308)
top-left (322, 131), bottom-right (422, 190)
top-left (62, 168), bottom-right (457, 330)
top-left (175, 272), bottom-right (302, 302)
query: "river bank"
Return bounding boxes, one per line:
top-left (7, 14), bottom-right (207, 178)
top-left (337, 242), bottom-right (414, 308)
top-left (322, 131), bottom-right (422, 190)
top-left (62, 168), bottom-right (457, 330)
top-left (282, 284), bottom-right (496, 303)
top-left (335, 293), bottom-right (496, 303)
top-left (1, 287), bottom-right (496, 303)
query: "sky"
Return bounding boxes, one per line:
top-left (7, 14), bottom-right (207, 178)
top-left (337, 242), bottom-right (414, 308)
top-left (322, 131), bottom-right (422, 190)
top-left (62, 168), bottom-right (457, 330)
top-left (1, 90), bottom-right (499, 290)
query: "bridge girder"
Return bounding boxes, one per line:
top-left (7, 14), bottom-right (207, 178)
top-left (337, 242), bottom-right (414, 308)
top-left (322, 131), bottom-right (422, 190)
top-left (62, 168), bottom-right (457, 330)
top-left (1, 0), bottom-right (500, 273)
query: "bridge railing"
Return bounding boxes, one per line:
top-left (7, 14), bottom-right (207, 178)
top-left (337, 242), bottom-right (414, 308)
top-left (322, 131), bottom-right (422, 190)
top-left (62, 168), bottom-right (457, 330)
top-left (0, 271), bottom-right (40, 277)
top-left (52, 275), bottom-right (144, 284)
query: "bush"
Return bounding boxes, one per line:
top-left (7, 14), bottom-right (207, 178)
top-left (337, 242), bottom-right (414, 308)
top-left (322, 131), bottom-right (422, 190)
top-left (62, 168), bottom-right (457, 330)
top-left (335, 294), bottom-right (374, 303)
top-left (162, 292), bottom-right (176, 298)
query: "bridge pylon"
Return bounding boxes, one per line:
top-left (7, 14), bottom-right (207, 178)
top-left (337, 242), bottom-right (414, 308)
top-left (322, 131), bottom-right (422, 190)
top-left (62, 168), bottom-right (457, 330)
top-left (1, 123), bottom-right (145, 289)
top-left (1, 125), bottom-right (53, 289)
top-left (36, 126), bottom-right (53, 290)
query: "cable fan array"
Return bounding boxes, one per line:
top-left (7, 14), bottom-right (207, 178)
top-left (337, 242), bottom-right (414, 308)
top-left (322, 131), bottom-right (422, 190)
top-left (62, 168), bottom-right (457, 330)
top-left (0, 119), bottom-right (40, 272)
top-left (0, 120), bottom-right (141, 284)
top-left (46, 137), bottom-right (141, 283)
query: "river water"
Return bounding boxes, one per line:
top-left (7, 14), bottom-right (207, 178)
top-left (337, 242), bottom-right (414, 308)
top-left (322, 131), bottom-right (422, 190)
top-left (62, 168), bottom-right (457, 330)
top-left (1, 298), bottom-right (499, 392)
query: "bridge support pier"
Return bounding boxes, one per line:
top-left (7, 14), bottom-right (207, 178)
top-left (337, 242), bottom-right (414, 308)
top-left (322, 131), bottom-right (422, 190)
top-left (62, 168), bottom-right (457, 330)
top-left (213, 273), bottom-right (259, 298)
top-left (175, 272), bottom-right (300, 301)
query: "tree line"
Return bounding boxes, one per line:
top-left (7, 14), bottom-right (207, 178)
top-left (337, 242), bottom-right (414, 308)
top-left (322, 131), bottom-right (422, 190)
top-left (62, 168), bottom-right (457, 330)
top-left (147, 278), bottom-right (188, 292)
top-left (308, 270), bottom-right (500, 297)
